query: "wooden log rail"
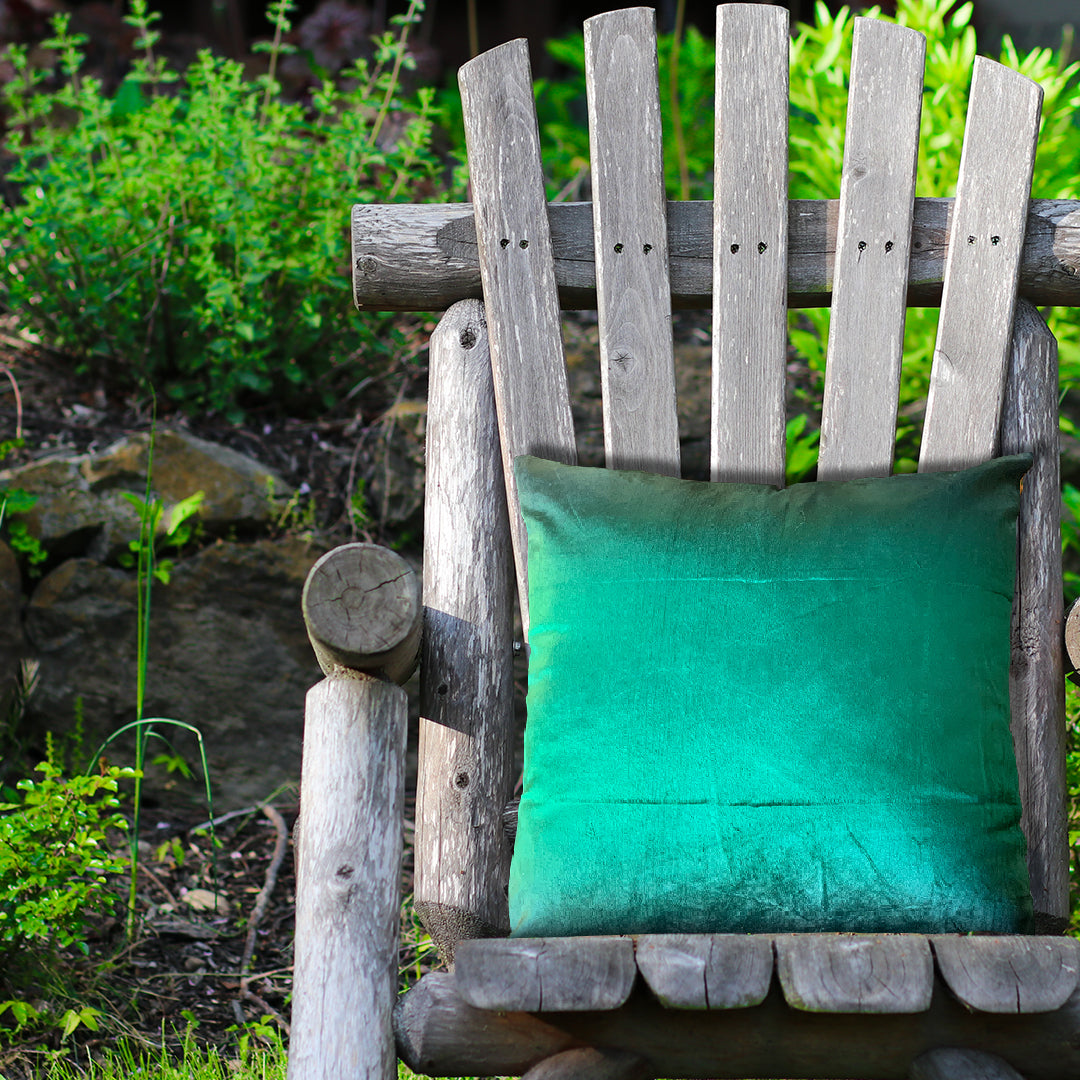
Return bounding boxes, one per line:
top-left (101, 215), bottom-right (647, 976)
top-left (352, 197), bottom-right (1080, 312)
top-left (288, 543), bottom-right (421, 1080)
top-left (396, 934), bottom-right (1080, 1080)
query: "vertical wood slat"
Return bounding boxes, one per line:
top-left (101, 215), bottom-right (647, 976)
top-left (416, 301), bottom-right (516, 963)
top-left (459, 40), bottom-right (577, 636)
top-left (289, 675), bottom-right (405, 1080)
top-left (1002, 299), bottom-right (1069, 930)
top-left (817, 18), bottom-right (925, 481)
top-left (585, 7), bottom-right (680, 478)
top-left (919, 59), bottom-right (1043, 472)
top-left (711, 3), bottom-right (789, 485)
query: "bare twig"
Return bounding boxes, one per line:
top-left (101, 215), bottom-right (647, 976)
top-left (235, 803), bottom-right (290, 1033)
top-left (0, 364), bottom-right (23, 440)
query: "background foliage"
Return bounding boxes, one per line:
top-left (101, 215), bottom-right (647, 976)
top-left (0, 0), bottom-right (445, 421)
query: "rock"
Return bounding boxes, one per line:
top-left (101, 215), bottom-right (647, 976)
top-left (0, 429), bottom-right (289, 562)
top-left (23, 537), bottom-right (326, 810)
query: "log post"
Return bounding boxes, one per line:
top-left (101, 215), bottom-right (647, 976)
top-left (288, 544), bottom-right (418, 1080)
top-left (416, 298), bottom-right (517, 963)
top-left (1001, 298), bottom-right (1069, 931)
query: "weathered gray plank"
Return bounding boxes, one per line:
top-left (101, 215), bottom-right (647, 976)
top-left (711, 2), bottom-right (789, 485)
top-left (396, 966), bottom-right (1080, 1079)
top-left (776, 934), bottom-right (934, 1013)
top-left (415, 301), bottom-right (516, 963)
top-left (920, 59), bottom-right (1043, 472)
top-left (290, 675), bottom-right (406, 1080)
top-left (351, 197), bottom-right (1080, 311)
top-left (931, 936), bottom-right (1080, 1013)
top-left (635, 934), bottom-right (773, 1010)
top-left (521, 1047), bottom-right (653, 1080)
top-left (455, 937), bottom-right (636, 1012)
top-left (458, 39), bottom-right (576, 635)
top-left (585, 8), bottom-right (680, 477)
top-left (301, 543), bottom-right (421, 684)
top-left (910, 1047), bottom-right (1027, 1080)
top-left (817, 18), bottom-right (924, 481)
top-left (1001, 298), bottom-right (1069, 931)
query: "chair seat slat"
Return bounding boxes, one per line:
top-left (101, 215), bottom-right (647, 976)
top-left (710, 3), bottom-right (789, 485)
top-left (459, 40), bottom-right (577, 633)
top-left (585, 8), bottom-right (680, 477)
top-left (817, 18), bottom-right (925, 481)
top-left (931, 935), bottom-right (1080, 1013)
top-left (919, 59), bottom-right (1043, 472)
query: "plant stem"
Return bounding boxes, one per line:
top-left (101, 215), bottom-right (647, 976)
top-left (369, 0), bottom-right (423, 150)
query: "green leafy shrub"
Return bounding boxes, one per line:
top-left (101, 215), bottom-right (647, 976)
top-left (0, 0), bottom-right (444, 421)
top-left (0, 755), bottom-right (133, 974)
top-left (789, 0), bottom-right (1080, 440)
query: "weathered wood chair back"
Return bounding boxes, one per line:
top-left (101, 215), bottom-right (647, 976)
top-left (289, 7), bottom-right (1080, 1079)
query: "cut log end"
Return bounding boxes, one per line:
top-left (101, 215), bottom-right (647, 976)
top-left (302, 543), bottom-right (422, 684)
top-left (1064, 598), bottom-right (1080, 680)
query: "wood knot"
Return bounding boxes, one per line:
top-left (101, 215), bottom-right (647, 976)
top-left (356, 255), bottom-right (378, 275)
top-left (454, 772), bottom-right (470, 789)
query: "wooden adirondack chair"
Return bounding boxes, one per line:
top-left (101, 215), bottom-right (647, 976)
top-left (288, 6), bottom-right (1080, 1079)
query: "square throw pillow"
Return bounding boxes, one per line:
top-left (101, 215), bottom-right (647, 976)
top-left (509, 453), bottom-right (1034, 937)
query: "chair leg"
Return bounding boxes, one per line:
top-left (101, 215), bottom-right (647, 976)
top-left (520, 1047), bottom-right (653, 1080)
top-left (910, 1047), bottom-right (1026, 1080)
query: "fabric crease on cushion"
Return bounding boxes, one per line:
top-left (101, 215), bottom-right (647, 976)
top-left (508, 453), bottom-right (1034, 938)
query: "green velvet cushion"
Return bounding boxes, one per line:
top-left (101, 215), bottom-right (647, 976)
top-left (509, 453), bottom-right (1033, 937)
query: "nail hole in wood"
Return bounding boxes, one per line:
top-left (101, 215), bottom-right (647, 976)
top-left (500, 238), bottom-right (510, 248)
top-left (967, 235), bottom-right (977, 245)
top-left (459, 329), bottom-right (476, 350)
top-left (454, 772), bottom-right (470, 789)
top-left (885, 240), bottom-right (894, 253)
top-left (757, 241), bottom-right (767, 254)
top-left (614, 243), bottom-right (624, 253)
top-left (914, 240), bottom-right (922, 249)
top-left (730, 243), bottom-right (740, 254)
top-left (643, 244), bottom-right (652, 254)
top-left (519, 239), bottom-right (529, 249)
top-left (857, 240), bottom-right (867, 252)
top-left (991, 235), bottom-right (1001, 245)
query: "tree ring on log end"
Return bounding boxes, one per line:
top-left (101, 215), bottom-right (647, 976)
top-left (302, 542), bottom-right (422, 683)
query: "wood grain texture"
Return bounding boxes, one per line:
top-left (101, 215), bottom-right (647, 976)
top-left (909, 1047), bottom-right (1027, 1080)
top-left (397, 966), bottom-right (1080, 1079)
top-left (1001, 298), bottom-right (1069, 929)
top-left (711, 2), bottom-right (789, 485)
top-left (301, 543), bottom-right (421, 684)
top-left (459, 39), bottom-right (576, 634)
top-left (931, 936), bottom-right (1080, 1014)
top-left (920, 59), bottom-right (1043, 472)
top-left (585, 8), bottom-right (680, 477)
top-left (817, 18), bottom-right (924, 481)
top-left (634, 934), bottom-right (773, 1009)
top-left (455, 937), bottom-right (636, 1012)
top-left (289, 675), bottom-right (405, 1080)
top-left (415, 301), bottom-right (516, 964)
top-left (521, 1047), bottom-right (653, 1080)
top-left (776, 934), bottom-right (934, 1014)
top-left (352, 197), bottom-right (1080, 311)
